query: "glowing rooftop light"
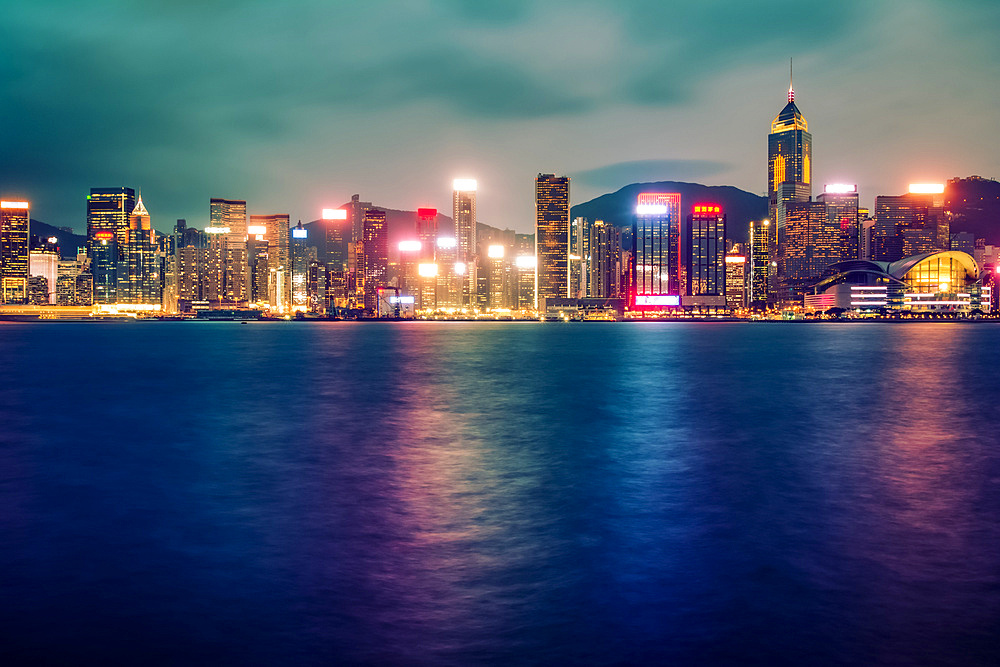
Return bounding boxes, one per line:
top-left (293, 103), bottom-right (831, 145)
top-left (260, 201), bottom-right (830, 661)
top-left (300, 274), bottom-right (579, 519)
top-left (47, 236), bottom-right (58, 244)
top-left (825, 184), bottom-right (857, 194)
top-left (636, 204), bottom-right (668, 215)
top-left (322, 208), bottom-right (348, 220)
top-left (909, 183), bottom-right (945, 194)
top-left (247, 225), bottom-right (267, 235)
top-left (454, 261), bottom-right (467, 275)
top-left (515, 255), bottom-right (536, 270)
top-left (417, 263), bottom-right (438, 278)
top-left (453, 179), bottom-right (477, 192)
top-left (437, 237), bottom-right (457, 249)
top-left (417, 208), bottom-right (437, 218)
top-left (488, 245), bottom-right (505, 259)
top-left (725, 255), bottom-right (747, 264)
top-left (399, 240), bottom-right (421, 253)
top-left (205, 227), bottom-right (230, 234)
top-left (292, 228), bottom-right (307, 239)
top-left (0, 201), bottom-right (28, 209)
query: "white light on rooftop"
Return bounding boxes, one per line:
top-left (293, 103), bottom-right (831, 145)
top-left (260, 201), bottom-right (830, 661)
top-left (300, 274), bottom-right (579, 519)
top-left (909, 183), bottom-right (945, 194)
top-left (322, 208), bottom-right (347, 220)
top-left (453, 179), bottom-right (478, 192)
top-left (636, 204), bottom-right (668, 215)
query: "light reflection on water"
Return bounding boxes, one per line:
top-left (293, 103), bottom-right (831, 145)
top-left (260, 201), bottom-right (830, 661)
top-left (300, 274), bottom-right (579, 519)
top-left (1, 322), bottom-right (998, 665)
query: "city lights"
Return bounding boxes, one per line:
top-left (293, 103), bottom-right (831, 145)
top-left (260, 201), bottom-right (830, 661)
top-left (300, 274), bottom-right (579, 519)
top-left (417, 263), bottom-right (438, 278)
top-left (487, 245), bottom-right (504, 259)
top-left (322, 208), bottom-right (347, 220)
top-left (825, 184), bottom-right (857, 193)
top-left (515, 255), bottom-right (536, 270)
top-left (205, 227), bottom-right (229, 234)
top-left (437, 237), bottom-right (457, 249)
top-left (399, 240), bottom-right (421, 253)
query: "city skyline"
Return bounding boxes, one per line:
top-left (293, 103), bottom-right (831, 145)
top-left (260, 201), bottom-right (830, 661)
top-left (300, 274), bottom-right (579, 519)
top-left (2, 1), bottom-right (997, 233)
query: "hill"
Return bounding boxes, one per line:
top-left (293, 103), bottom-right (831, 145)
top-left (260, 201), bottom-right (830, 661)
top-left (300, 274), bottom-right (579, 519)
top-left (570, 181), bottom-right (766, 245)
top-left (30, 220), bottom-right (87, 259)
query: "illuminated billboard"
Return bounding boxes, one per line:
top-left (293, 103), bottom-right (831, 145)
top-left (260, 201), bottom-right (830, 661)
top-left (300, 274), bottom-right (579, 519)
top-left (636, 204), bottom-right (667, 215)
top-left (909, 183), bottom-right (945, 194)
top-left (417, 208), bottom-right (437, 218)
top-left (322, 208), bottom-right (348, 220)
top-left (635, 295), bottom-right (680, 306)
top-left (94, 231), bottom-right (114, 240)
top-left (292, 228), bottom-right (308, 239)
top-left (0, 201), bottom-right (29, 209)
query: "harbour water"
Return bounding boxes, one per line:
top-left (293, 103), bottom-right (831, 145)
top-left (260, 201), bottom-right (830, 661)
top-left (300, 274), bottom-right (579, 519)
top-left (1, 322), bottom-right (999, 665)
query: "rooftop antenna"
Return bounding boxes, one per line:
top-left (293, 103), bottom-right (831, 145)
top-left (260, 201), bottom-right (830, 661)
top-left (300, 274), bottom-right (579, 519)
top-left (788, 57), bottom-right (794, 104)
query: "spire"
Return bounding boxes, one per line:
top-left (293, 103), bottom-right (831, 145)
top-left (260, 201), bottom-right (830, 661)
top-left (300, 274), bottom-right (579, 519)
top-left (131, 189), bottom-right (148, 217)
top-left (788, 57), bottom-right (794, 104)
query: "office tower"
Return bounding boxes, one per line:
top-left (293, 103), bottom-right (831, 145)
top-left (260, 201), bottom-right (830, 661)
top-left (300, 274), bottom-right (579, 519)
top-left (433, 237), bottom-right (459, 309)
top-left (177, 246), bottom-right (205, 306)
top-left (873, 184), bottom-right (948, 262)
top-left (818, 185), bottom-right (860, 262)
top-left (951, 231), bottom-right (975, 254)
top-left (484, 244), bottom-right (509, 309)
top-left (632, 193), bottom-right (682, 308)
top-left (452, 180), bottom-right (477, 308)
top-left (514, 255), bottom-right (536, 310)
top-left (206, 198), bottom-right (248, 306)
top-left (119, 194), bottom-right (158, 304)
top-left (0, 201), bottom-right (30, 304)
top-left (569, 217), bottom-right (591, 298)
top-left (290, 222), bottom-right (310, 311)
top-left (687, 205), bottom-right (727, 297)
top-left (588, 220), bottom-right (621, 298)
top-left (749, 219), bottom-right (772, 307)
top-left (87, 188), bottom-right (135, 304)
top-left (397, 240), bottom-right (422, 300)
top-left (416, 208), bottom-right (438, 262)
top-left (782, 201), bottom-right (837, 282)
top-left (768, 73), bottom-right (813, 225)
top-left (29, 237), bottom-right (59, 304)
top-left (307, 260), bottom-right (328, 313)
top-left (535, 174), bottom-right (570, 305)
top-left (245, 213), bottom-right (291, 312)
top-left (725, 253), bottom-right (747, 310)
top-left (361, 209), bottom-right (387, 312)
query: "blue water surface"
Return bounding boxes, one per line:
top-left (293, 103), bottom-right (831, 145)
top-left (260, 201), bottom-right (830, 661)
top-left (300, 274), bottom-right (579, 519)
top-left (1, 321), bottom-right (999, 665)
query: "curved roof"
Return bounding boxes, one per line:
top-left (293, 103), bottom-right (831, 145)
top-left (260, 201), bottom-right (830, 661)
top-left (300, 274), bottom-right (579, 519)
top-left (887, 251), bottom-right (978, 279)
top-left (771, 100), bottom-right (808, 133)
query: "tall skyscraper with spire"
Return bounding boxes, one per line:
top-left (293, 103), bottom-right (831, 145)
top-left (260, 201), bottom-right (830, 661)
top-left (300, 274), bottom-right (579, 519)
top-left (767, 62), bottom-right (812, 231)
top-left (119, 193), bottom-right (159, 304)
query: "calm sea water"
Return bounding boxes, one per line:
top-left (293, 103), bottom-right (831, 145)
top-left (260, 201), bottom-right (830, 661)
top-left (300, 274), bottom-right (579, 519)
top-left (1, 322), bottom-right (999, 665)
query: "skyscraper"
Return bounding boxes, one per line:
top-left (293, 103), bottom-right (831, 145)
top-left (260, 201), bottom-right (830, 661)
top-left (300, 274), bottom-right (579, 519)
top-left (291, 222), bottom-right (310, 311)
top-left (725, 253), bottom-right (747, 311)
top-left (781, 200), bottom-right (836, 282)
top-left (453, 180), bottom-right (477, 308)
top-left (818, 185), bottom-right (860, 262)
top-left (207, 198), bottom-right (249, 306)
top-left (87, 187), bottom-right (135, 304)
top-left (361, 209), bottom-right (387, 312)
top-left (768, 71), bottom-right (812, 243)
top-left (0, 201), bottom-right (29, 304)
top-left (874, 185), bottom-right (948, 262)
top-left (589, 220), bottom-right (621, 299)
top-left (118, 194), bottom-right (159, 305)
top-left (748, 219), bottom-right (772, 308)
top-left (632, 193), bottom-right (682, 309)
top-left (535, 174), bottom-right (570, 306)
top-left (687, 205), bottom-right (726, 298)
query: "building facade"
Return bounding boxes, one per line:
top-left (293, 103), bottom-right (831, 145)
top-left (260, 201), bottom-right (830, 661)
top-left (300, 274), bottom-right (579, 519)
top-left (535, 174), bottom-right (570, 306)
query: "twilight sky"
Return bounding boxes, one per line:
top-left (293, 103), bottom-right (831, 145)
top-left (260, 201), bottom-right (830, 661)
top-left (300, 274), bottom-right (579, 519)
top-left (2, 0), bottom-right (998, 234)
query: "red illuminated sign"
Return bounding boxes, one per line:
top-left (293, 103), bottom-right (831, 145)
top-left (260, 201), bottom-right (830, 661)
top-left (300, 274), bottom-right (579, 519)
top-left (417, 208), bottom-right (437, 218)
top-left (94, 231), bottom-right (114, 240)
top-left (693, 205), bottom-right (721, 214)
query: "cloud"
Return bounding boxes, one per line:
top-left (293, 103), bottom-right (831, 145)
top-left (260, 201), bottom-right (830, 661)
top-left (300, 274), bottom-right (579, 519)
top-left (570, 160), bottom-right (731, 190)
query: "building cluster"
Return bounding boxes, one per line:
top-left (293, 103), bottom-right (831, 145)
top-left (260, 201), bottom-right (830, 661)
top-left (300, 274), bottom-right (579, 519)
top-left (0, 77), bottom-right (996, 319)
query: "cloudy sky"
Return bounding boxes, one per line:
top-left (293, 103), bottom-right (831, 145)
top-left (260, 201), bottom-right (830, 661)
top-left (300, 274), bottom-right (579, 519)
top-left (2, 0), bottom-right (998, 234)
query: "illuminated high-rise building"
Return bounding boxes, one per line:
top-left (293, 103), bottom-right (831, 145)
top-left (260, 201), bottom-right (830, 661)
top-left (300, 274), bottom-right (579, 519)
top-left (535, 174), bottom-right (570, 305)
top-left (569, 217), bottom-right (591, 298)
top-left (514, 255), bottom-right (536, 310)
top-left (818, 185), bottom-right (860, 262)
top-left (246, 213), bottom-right (291, 312)
top-left (687, 205), bottom-right (726, 297)
top-left (632, 193), bottom-right (682, 309)
top-left (452, 180), bottom-right (477, 307)
top-left (87, 187), bottom-right (135, 304)
top-left (0, 201), bottom-right (30, 303)
top-left (119, 194), bottom-right (159, 304)
top-left (29, 237), bottom-right (59, 305)
top-left (749, 219), bottom-right (772, 307)
top-left (782, 200), bottom-right (837, 282)
top-left (290, 222), bottom-right (310, 311)
top-left (205, 198), bottom-right (249, 306)
top-left (435, 236), bottom-right (459, 309)
top-left (416, 208), bottom-right (438, 262)
top-left (725, 253), bottom-right (747, 311)
top-left (361, 209), bottom-right (387, 312)
top-left (768, 69), bottom-right (812, 241)
top-left (874, 185), bottom-right (948, 262)
top-left (589, 220), bottom-right (621, 298)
